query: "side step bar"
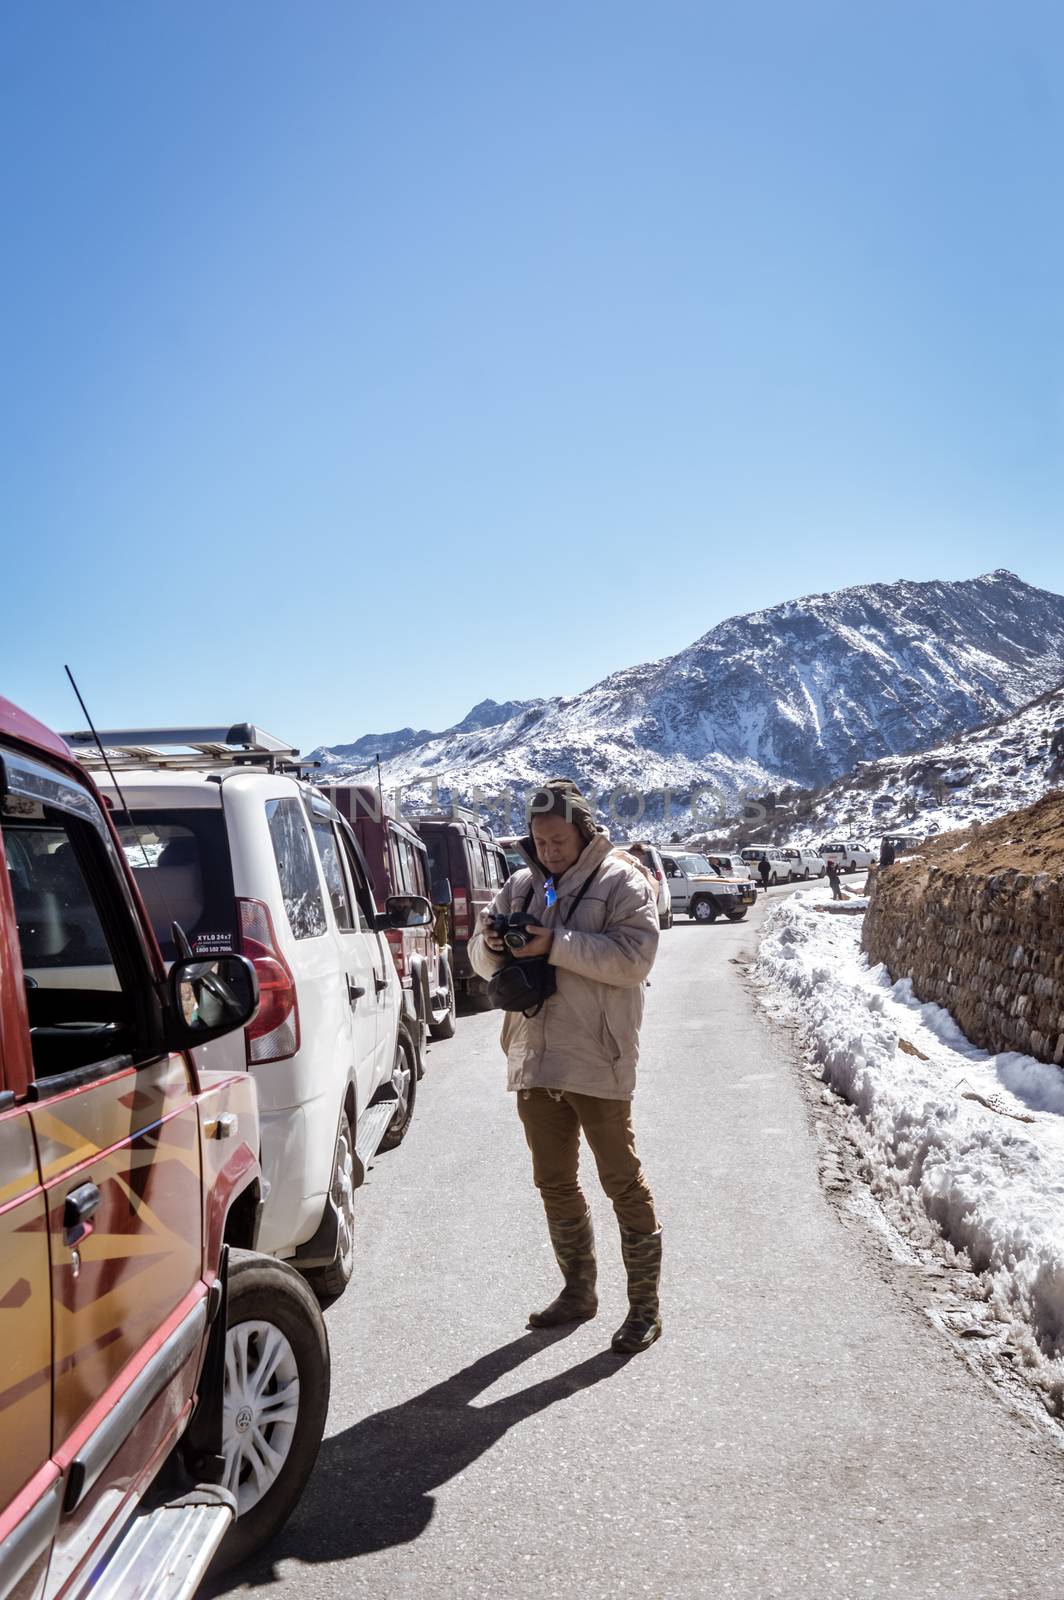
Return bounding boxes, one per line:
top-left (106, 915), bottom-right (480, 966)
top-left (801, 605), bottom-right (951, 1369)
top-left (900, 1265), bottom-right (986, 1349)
top-left (82, 1486), bottom-right (236, 1600)
top-left (354, 1094), bottom-right (397, 1168)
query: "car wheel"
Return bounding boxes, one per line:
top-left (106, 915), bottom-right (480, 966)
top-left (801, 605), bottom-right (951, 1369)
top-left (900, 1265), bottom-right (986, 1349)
top-left (429, 950), bottom-right (457, 1040)
top-left (771, 872), bottom-right (778, 886)
top-left (725, 908), bottom-right (747, 922)
top-left (214, 1251), bottom-right (330, 1572)
top-left (379, 1032), bottom-right (417, 1150)
top-left (303, 1111), bottom-right (356, 1302)
top-left (849, 860), bottom-right (857, 874)
top-left (661, 909), bottom-right (673, 929)
top-left (691, 897), bottom-right (718, 924)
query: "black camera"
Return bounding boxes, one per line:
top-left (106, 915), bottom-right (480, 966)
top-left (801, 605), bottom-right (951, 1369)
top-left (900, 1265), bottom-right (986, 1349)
top-left (490, 911), bottom-right (541, 951)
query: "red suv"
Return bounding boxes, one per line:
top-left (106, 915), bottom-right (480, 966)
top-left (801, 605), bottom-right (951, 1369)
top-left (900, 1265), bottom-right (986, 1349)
top-left (326, 784), bottom-right (457, 1051)
top-left (416, 812), bottom-right (510, 1001)
top-left (0, 699), bottom-right (329, 1596)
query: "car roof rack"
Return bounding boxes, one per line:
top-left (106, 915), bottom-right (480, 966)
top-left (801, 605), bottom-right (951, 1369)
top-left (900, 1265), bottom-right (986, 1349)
top-left (61, 723), bottom-right (313, 775)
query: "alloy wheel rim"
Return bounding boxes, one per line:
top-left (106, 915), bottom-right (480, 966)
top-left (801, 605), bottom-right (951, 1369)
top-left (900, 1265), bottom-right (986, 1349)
top-left (390, 1044), bottom-right (411, 1122)
top-left (223, 1320), bottom-right (300, 1515)
top-left (334, 1124), bottom-right (355, 1271)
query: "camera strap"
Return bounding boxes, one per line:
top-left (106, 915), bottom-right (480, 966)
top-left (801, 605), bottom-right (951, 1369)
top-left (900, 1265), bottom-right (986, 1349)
top-left (521, 862), bottom-right (601, 928)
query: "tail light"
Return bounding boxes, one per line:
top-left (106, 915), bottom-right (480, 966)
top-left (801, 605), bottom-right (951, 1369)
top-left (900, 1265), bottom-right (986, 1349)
top-left (238, 898), bottom-right (300, 1064)
top-left (654, 867), bottom-right (663, 882)
top-left (385, 927), bottom-right (406, 978)
top-left (453, 888), bottom-right (470, 938)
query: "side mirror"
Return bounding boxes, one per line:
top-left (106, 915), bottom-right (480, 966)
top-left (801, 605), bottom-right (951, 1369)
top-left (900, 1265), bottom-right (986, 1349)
top-left (432, 877), bottom-right (453, 906)
top-left (376, 893), bottom-right (434, 931)
top-left (167, 954), bottom-right (259, 1050)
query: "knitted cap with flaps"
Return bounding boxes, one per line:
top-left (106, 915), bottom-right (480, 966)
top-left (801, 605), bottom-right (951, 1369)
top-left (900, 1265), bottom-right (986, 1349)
top-left (527, 778), bottom-right (598, 841)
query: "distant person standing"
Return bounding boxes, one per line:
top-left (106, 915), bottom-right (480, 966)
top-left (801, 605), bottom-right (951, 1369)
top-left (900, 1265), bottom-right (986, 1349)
top-left (758, 855), bottom-right (772, 892)
top-left (826, 858), bottom-right (844, 901)
top-left (879, 838), bottom-right (897, 868)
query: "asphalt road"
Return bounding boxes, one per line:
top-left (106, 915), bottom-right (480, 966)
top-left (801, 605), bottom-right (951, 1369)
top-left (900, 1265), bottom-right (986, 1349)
top-left (213, 885), bottom-right (1064, 1600)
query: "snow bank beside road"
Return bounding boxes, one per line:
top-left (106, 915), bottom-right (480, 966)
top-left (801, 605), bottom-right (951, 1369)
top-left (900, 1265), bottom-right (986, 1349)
top-left (756, 889), bottom-right (1064, 1407)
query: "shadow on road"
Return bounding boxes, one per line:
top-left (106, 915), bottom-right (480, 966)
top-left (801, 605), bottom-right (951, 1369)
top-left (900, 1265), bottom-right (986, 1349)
top-left (209, 1327), bottom-right (629, 1591)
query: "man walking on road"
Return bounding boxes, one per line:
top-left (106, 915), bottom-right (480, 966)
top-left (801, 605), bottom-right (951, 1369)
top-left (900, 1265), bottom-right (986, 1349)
top-left (758, 854), bottom-right (772, 892)
top-left (470, 779), bottom-right (663, 1355)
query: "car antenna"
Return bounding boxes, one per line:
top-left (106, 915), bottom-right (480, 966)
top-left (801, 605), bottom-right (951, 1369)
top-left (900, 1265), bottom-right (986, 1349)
top-left (64, 665), bottom-right (136, 825)
top-left (63, 665), bottom-right (186, 950)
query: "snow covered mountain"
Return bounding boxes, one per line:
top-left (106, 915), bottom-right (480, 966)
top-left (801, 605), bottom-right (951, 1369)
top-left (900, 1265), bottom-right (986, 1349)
top-left (312, 570), bottom-right (1064, 832)
top-left (745, 680), bottom-right (1064, 850)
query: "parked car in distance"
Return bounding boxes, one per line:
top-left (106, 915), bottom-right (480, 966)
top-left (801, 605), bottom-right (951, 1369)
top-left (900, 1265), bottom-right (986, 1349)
top-left (66, 725), bottom-right (431, 1304)
top-left (880, 832), bottom-right (924, 859)
top-left (660, 850), bottom-right (757, 923)
top-left (417, 810), bottom-right (510, 1000)
top-left (777, 847), bottom-right (827, 880)
top-left (615, 840), bottom-right (672, 928)
top-left (327, 783), bottom-right (457, 1047)
top-left (1, 700), bottom-right (330, 1593)
top-left (739, 847), bottom-right (792, 885)
top-left (818, 839), bottom-right (876, 873)
top-left (497, 835), bottom-right (527, 875)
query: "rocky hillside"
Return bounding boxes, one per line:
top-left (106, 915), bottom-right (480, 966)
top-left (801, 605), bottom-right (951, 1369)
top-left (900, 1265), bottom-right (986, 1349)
top-left (708, 680), bottom-right (1064, 852)
top-left (312, 570), bottom-right (1064, 833)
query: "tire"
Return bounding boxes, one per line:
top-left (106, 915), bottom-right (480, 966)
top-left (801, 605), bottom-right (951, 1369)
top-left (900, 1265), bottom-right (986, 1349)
top-left (303, 1110), bottom-right (356, 1302)
top-left (428, 950), bottom-right (457, 1040)
top-left (661, 909), bottom-right (673, 930)
top-left (803, 870), bottom-right (810, 881)
top-left (726, 908), bottom-right (748, 922)
top-left (378, 1031), bottom-right (417, 1151)
top-left (849, 860), bottom-right (857, 874)
top-left (690, 897), bottom-right (718, 924)
top-left (214, 1251), bottom-right (330, 1572)
top-left (771, 872), bottom-right (779, 886)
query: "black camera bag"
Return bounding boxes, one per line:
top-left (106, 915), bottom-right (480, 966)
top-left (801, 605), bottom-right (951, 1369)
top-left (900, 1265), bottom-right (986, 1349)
top-left (487, 865), bottom-right (600, 1017)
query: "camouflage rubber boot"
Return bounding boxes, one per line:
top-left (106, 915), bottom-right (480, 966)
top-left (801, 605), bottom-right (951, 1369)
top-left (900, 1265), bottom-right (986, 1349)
top-left (611, 1226), bottom-right (662, 1354)
top-left (528, 1211), bottom-right (598, 1328)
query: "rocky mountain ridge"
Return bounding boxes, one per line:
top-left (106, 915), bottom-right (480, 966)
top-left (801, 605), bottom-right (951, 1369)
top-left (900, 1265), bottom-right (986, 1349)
top-left (311, 569), bottom-right (1064, 836)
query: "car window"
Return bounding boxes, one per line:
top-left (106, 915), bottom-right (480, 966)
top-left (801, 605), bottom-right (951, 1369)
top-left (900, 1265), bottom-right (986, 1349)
top-left (422, 830), bottom-right (448, 887)
top-left (116, 810), bottom-right (236, 961)
top-left (307, 809), bottom-right (354, 930)
top-left (336, 823), bottom-right (380, 928)
top-left (2, 782), bottom-right (156, 1084)
top-left (265, 798), bottom-right (327, 939)
top-left (410, 841), bottom-right (430, 897)
top-left (469, 841), bottom-right (487, 890)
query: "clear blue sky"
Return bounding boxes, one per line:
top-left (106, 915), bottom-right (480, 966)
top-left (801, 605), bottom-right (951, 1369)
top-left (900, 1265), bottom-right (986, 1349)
top-left (4, 0), bottom-right (1063, 753)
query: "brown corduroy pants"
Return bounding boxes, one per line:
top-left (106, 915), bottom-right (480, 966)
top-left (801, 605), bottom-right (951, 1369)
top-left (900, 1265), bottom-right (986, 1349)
top-left (516, 1088), bottom-right (658, 1234)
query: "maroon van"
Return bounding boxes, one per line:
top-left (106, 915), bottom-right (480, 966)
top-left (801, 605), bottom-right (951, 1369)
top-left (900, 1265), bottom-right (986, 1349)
top-left (415, 811), bottom-right (510, 1000)
top-left (326, 785), bottom-right (457, 1050)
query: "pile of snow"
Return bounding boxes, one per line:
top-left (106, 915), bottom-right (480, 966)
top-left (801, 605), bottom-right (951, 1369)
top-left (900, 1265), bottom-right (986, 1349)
top-left (756, 888), bottom-right (1064, 1409)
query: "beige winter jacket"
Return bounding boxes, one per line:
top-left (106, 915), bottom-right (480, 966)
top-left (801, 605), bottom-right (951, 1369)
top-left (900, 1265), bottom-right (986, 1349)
top-left (468, 831), bottom-right (659, 1100)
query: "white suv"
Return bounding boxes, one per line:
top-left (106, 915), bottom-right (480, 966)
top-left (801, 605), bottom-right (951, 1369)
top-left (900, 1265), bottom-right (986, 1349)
top-left (66, 724), bottom-right (430, 1300)
top-left (818, 840), bottom-right (875, 874)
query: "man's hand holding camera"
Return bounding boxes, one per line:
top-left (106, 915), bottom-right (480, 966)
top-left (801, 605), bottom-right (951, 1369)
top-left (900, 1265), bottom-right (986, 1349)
top-left (479, 906), bottom-right (553, 961)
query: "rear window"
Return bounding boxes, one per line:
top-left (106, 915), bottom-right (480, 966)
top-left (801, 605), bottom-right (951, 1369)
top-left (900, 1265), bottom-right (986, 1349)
top-left (265, 798), bottom-right (327, 940)
top-left (422, 830), bottom-right (451, 888)
top-left (117, 810), bottom-right (236, 962)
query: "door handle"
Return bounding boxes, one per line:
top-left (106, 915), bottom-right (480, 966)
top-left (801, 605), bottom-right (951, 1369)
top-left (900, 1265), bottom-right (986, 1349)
top-left (63, 1182), bottom-right (100, 1248)
top-left (373, 970), bottom-right (389, 995)
top-left (348, 978), bottom-right (366, 1007)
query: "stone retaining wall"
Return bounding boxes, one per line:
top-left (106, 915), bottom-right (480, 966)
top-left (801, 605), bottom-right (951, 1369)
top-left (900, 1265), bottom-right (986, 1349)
top-left (861, 861), bottom-right (1064, 1066)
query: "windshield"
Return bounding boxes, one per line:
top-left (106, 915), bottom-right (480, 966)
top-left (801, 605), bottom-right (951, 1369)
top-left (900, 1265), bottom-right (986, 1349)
top-left (117, 809), bottom-right (236, 962)
top-left (672, 853), bottom-right (715, 876)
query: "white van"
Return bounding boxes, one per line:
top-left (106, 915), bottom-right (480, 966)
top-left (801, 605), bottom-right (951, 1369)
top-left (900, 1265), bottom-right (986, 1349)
top-left (777, 847), bottom-right (827, 880)
top-left (67, 724), bottom-right (431, 1300)
top-left (819, 840), bottom-right (875, 874)
top-left (739, 847), bottom-right (791, 885)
